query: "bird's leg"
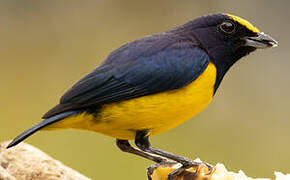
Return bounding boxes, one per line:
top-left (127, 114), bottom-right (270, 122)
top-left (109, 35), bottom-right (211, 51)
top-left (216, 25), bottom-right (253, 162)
top-left (135, 130), bottom-right (213, 179)
top-left (116, 139), bottom-right (167, 163)
top-left (134, 130), bottom-right (197, 165)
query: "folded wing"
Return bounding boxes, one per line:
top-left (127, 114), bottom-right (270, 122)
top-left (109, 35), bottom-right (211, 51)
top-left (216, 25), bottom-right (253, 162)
top-left (43, 36), bottom-right (210, 118)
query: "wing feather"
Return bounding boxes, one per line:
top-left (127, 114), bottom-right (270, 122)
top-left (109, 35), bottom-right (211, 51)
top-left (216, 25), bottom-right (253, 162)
top-left (43, 34), bottom-right (210, 118)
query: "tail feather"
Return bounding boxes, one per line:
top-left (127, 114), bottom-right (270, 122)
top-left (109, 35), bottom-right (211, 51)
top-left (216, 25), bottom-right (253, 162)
top-left (6, 111), bottom-right (81, 149)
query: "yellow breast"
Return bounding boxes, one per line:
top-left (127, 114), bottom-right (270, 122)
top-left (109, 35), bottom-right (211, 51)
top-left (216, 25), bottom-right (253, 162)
top-left (46, 62), bottom-right (217, 140)
top-left (93, 62), bottom-right (216, 139)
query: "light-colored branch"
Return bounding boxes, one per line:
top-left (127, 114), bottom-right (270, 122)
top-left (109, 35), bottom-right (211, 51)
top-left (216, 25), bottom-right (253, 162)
top-left (2, 141), bottom-right (290, 180)
top-left (0, 141), bottom-right (90, 180)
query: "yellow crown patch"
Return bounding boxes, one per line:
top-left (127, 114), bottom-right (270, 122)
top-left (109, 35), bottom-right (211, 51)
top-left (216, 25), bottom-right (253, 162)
top-left (226, 14), bottom-right (260, 33)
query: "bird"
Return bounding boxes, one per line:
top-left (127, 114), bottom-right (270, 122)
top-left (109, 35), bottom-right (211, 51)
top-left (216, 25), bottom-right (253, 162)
top-left (7, 13), bottom-right (277, 179)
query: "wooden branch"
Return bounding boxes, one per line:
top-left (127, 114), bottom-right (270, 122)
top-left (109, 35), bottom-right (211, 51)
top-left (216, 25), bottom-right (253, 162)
top-left (1, 141), bottom-right (290, 180)
top-left (0, 141), bottom-right (90, 180)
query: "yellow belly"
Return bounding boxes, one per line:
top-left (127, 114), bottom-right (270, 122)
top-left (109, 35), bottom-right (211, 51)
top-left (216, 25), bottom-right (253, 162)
top-left (45, 62), bottom-right (217, 140)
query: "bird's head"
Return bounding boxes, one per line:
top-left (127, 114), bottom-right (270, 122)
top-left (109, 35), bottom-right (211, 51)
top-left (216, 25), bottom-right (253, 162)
top-left (175, 13), bottom-right (278, 90)
top-left (177, 13), bottom-right (278, 64)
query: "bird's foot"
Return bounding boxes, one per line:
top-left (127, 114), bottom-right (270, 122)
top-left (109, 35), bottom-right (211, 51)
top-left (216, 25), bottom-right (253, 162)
top-left (167, 160), bottom-right (214, 180)
top-left (148, 160), bottom-right (215, 180)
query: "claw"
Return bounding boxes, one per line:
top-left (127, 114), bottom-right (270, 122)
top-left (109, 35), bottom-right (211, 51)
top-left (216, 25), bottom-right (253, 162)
top-left (203, 162), bottom-right (215, 175)
top-left (194, 162), bottom-right (216, 179)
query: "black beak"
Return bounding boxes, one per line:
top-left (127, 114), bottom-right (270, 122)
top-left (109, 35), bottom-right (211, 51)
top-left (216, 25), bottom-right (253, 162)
top-left (243, 32), bottom-right (278, 49)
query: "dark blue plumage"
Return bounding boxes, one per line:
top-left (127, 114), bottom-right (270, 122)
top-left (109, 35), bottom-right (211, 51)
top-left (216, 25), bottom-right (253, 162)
top-left (42, 13), bottom-right (263, 119)
top-left (43, 33), bottom-right (210, 118)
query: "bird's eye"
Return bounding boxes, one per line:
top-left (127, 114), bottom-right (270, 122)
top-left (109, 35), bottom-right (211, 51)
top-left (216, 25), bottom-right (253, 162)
top-left (220, 21), bottom-right (236, 34)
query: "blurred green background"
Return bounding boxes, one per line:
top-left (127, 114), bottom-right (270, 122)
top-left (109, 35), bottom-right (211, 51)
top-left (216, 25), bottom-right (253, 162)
top-left (1, 0), bottom-right (289, 179)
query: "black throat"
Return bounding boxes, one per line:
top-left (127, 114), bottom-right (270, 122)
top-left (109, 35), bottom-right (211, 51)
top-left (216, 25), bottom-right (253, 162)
top-left (210, 45), bottom-right (256, 94)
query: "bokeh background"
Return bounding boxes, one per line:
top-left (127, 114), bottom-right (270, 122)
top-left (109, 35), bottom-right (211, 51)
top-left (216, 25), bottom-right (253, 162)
top-left (1, 0), bottom-right (289, 179)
